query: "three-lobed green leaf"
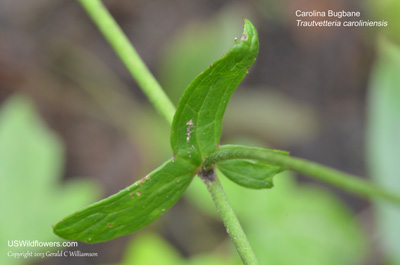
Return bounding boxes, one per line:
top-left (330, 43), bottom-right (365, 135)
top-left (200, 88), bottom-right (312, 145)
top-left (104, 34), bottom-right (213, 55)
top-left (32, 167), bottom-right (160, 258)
top-left (54, 18), bottom-right (283, 243)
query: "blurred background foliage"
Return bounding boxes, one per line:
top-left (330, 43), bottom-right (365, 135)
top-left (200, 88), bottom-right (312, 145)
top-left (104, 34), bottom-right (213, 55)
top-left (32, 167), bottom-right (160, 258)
top-left (0, 95), bottom-right (99, 265)
top-left (0, 0), bottom-right (399, 264)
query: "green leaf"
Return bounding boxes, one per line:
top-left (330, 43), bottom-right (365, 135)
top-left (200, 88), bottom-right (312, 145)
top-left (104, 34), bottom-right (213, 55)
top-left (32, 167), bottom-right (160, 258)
top-left (367, 37), bottom-right (400, 264)
top-left (170, 18), bottom-right (259, 165)
top-left (0, 95), bottom-right (99, 265)
top-left (53, 157), bottom-right (196, 243)
top-left (218, 160), bottom-right (280, 189)
top-left (216, 144), bottom-right (288, 189)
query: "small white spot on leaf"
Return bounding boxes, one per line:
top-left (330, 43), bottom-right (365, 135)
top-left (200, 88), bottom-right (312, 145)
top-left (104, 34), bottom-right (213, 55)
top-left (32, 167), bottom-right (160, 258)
top-left (186, 119), bottom-right (194, 142)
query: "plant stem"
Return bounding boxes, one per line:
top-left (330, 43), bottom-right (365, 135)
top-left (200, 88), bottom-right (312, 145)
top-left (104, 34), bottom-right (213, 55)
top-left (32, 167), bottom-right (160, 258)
top-left (203, 175), bottom-right (259, 265)
top-left (204, 145), bottom-right (400, 206)
top-left (78, 0), bottom-right (176, 124)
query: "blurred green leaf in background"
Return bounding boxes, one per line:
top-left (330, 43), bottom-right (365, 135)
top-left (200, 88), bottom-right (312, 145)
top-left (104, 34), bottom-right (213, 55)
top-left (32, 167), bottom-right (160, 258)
top-left (367, 38), bottom-right (400, 265)
top-left (0, 95), bottom-right (99, 265)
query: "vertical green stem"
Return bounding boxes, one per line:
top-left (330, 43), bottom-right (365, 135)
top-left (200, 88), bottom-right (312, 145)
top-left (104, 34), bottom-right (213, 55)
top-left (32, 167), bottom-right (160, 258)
top-left (78, 0), bottom-right (176, 124)
top-left (203, 176), bottom-right (259, 265)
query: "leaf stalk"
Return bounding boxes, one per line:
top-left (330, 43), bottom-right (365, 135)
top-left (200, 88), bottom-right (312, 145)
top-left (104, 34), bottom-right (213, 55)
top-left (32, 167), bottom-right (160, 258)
top-left (204, 146), bottom-right (400, 206)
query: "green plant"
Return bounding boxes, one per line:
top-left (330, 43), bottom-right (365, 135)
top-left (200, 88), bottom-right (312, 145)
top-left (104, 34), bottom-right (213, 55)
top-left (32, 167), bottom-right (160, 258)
top-left (53, 1), bottom-right (400, 264)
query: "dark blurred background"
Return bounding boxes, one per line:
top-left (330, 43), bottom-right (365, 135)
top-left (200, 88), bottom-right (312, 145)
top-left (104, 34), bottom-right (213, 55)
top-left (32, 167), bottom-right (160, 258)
top-left (1, 0), bottom-right (398, 264)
